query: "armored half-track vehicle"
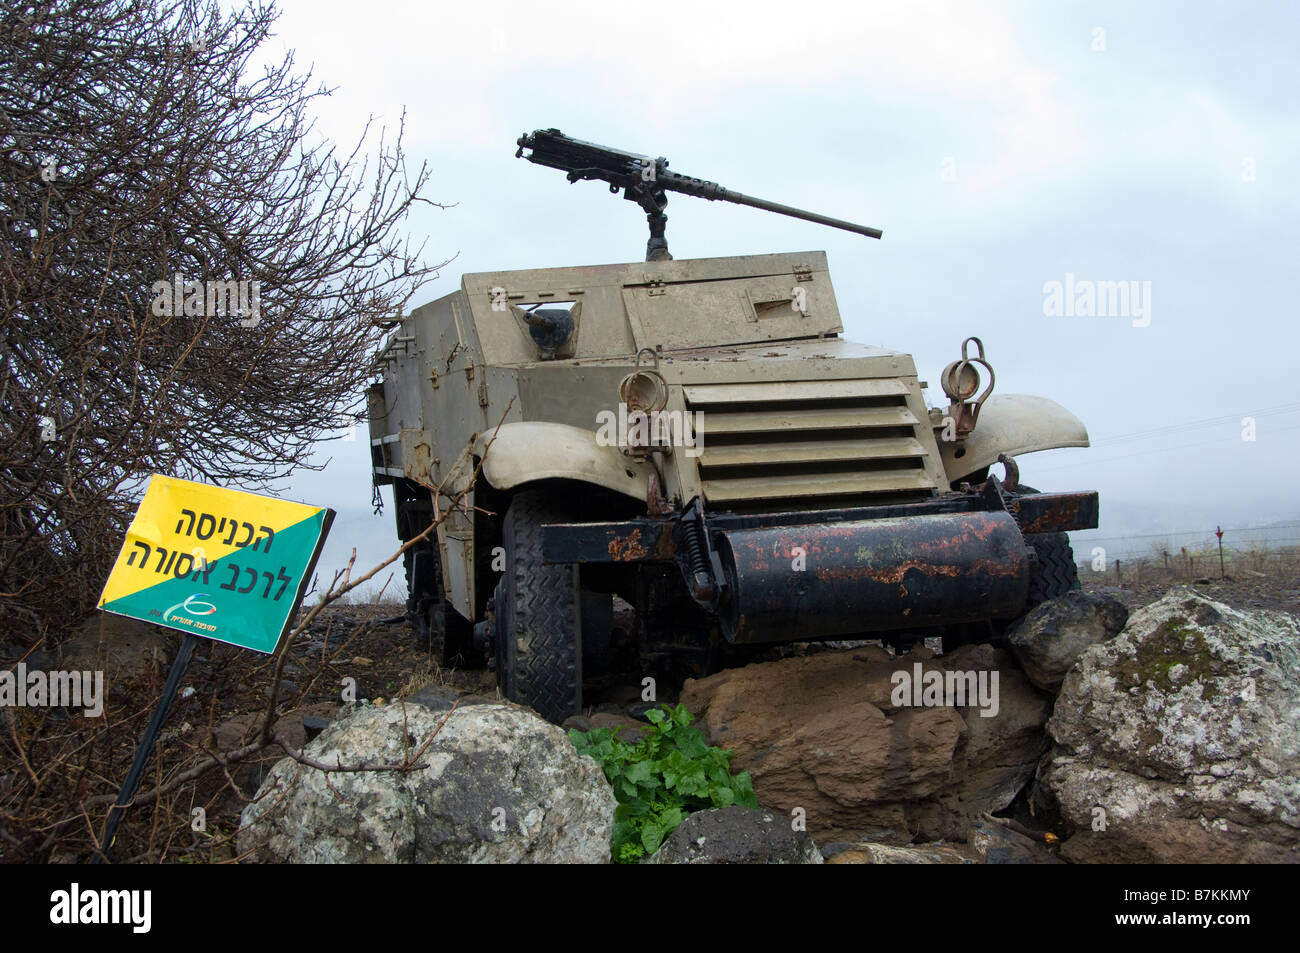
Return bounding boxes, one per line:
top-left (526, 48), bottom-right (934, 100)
top-left (368, 130), bottom-right (1098, 723)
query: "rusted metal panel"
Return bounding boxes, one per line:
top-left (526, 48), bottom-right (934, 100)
top-left (538, 489), bottom-right (1092, 566)
top-left (541, 520), bottom-right (675, 564)
top-left (400, 429), bottom-right (435, 486)
top-left (1007, 491), bottom-right (1099, 534)
top-left (712, 496), bottom-right (977, 529)
top-left (716, 511), bottom-right (1031, 643)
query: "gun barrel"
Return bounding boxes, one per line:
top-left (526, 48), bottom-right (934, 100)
top-left (714, 189), bottom-right (883, 240)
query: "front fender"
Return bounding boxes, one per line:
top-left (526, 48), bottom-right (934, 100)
top-left (474, 421), bottom-right (652, 501)
top-left (940, 394), bottom-right (1090, 484)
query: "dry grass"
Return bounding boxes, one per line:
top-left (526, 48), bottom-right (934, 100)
top-left (319, 576), bottom-right (405, 608)
top-left (1080, 543), bottom-right (1300, 585)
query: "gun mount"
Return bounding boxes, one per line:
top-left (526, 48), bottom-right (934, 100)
top-left (516, 128), bottom-right (883, 261)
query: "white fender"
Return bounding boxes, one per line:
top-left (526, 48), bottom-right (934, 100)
top-left (939, 394), bottom-right (1090, 483)
top-left (473, 421), bottom-right (652, 500)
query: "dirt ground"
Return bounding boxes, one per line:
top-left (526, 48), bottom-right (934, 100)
top-left (1078, 564), bottom-right (1300, 618)
top-left (0, 602), bottom-right (492, 863)
top-left (3, 555), bottom-right (1297, 863)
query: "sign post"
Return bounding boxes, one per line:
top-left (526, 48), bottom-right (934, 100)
top-left (92, 475), bottom-right (334, 861)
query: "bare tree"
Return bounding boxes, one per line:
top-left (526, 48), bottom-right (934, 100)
top-left (0, 0), bottom-right (445, 641)
top-left (0, 417), bottom-right (504, 863)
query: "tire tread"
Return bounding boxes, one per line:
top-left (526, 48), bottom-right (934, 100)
top-left (498, 490), bottom-right (581, 722)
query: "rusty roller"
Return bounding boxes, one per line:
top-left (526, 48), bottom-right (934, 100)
top-left (713, 511), bottom-right (1031, 644)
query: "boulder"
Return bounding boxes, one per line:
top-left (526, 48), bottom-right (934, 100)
top-left (1036, 588), bottom-right (1300, 863)
top-left (823, 842), bottom-right (974, 864)
top-left (238, 697), bottom-right (616, 863)
top-left (821, 820), bottom-right (1061, 864)
top-left (205, 702), bottom-right (339, 791)
top-left (405, 683), bottom-right (494, 710)
top-left (678, 643), bottom-right (1050, 843)
top-left (644, 806), bottom-right (822, 864)
top-left (562, 711), bottom-right (650, 744)
top-left (1007, 591), bottom-right (1129, 690)
top-left (826, 816), bottom-right (1060, 863)
top-left (967, 818), bottom-right (1063, 864)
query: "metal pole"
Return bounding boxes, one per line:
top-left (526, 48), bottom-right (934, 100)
top-left (92, 633), bottom-right (199, 863)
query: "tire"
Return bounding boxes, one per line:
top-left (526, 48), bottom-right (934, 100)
top-left (1025, 531), bottom-right (1080, 605)
top-left (405, 539), bottom-right (480, 667)
top-left (490, 490), bottom-right (582, 723)
top-left (404, 543), bottom-right (438, 649)
top-left (1015, 484), bottom-right (1080, 608)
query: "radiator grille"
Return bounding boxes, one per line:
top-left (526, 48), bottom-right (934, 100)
top-left (684, 379), bottom-right (936, 510)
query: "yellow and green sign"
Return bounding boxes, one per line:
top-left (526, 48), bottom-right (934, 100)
top-left (98, 475), bottom-right (335, 653)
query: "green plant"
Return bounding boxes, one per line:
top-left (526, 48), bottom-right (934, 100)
top-left (568, 703), bottom-right (758, 863)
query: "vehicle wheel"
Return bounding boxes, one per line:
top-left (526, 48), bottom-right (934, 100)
top-left (404, 542), bottom-right (439, 649)
top-left (1025, 531), bottom-right (1080, 605)
top-left (405, 539), bottom-right (480, 667)
top-left (490, 490), bottom-right (582, 723)
top-left (1016, 484), bottom-right (1080, 608)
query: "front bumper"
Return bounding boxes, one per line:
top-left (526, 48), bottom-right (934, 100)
top-left (541, 481), bottom-right (1098, 644)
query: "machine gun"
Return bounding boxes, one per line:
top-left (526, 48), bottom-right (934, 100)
top-left (516, 128), bottom-right (883, 262)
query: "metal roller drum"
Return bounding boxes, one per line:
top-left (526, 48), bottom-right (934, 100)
top-left (714, 511), bottom-right (1031, 644)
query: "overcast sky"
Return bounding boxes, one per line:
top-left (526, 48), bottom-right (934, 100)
top-left (254, 0), bottom-right (1300, 584)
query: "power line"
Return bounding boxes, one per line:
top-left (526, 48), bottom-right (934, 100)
top-left (1079, 522), bottom-right (1300, 543)
top-left (1089, 402), bottom-right (1300, 447)
top-left (1034, 421), bottom-right (1300, 473)
top-left (1087, 540), bottom-right (1300, 557)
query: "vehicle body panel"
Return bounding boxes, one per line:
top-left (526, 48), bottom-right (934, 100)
top-left (938, 394), bottom-right (1090, 484)
top-left (369, 250), bottom-right (1094, 626)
